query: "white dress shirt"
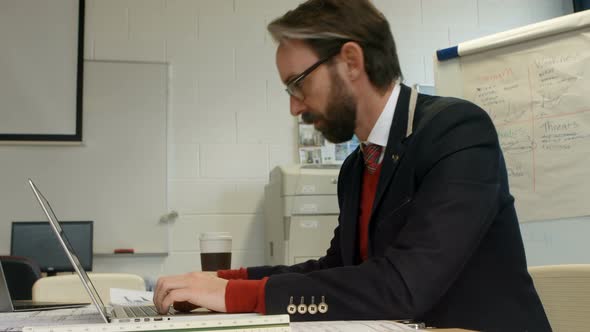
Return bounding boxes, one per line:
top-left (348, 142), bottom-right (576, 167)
top-left (361, 82), bottom-right (401, 163)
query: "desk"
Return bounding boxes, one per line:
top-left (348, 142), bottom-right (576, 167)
top-left (0, 307), bottom-right (474, 332)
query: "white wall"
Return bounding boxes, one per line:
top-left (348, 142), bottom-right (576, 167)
top-left (64, 0), bottom-right (575, 280)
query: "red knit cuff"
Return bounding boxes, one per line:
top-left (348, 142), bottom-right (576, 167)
top-left (225, 277), bottom-right (269, 314)
top-left (217, 267), bottom-right (248, 280)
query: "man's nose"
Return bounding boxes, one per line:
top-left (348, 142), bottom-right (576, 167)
top-left (290, 95), bottom-right (307, 117)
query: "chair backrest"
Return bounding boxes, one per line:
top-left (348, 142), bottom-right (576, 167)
top-left (529, 264), bottom-right (590, 332)
top-left (32, 273), bottom-right (146, 304)
top-left (0, 256), bottom-right (42, 300)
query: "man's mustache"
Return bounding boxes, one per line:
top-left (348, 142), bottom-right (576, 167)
top-left (301, 112), bottom-right (320, 124)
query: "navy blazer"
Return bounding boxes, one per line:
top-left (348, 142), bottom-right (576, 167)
top-left (249, 85), bottom-right (551, 331)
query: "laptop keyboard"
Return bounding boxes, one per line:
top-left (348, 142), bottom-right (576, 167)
top-left (113, 305), bottom-right (170, 318)
top-left (126, 305), bottom-right (159, 317)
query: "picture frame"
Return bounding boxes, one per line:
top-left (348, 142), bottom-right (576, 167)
top-left (0, 0), bottom-right (85, 142)
top-left (298, 122), bottom-right (360, 166)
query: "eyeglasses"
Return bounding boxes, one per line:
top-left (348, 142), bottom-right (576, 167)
top-left (285, 51), bottom-right (339, 101)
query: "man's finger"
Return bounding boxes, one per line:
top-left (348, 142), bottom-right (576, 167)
top-left (154, 276), bottom-right (175, 309)
top-left (153, 277), bottom-right (163, 304)
top-left (160, 289), bottom-right (195, 314)
top-left (173, 301), bottom-right (200, 312)
top-left (154, 275), bottom-right (189, 312)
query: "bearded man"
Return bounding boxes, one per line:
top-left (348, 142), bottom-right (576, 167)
top-left (154, 1), bottom-right (551, 331)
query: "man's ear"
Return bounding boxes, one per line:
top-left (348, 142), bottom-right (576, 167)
top-left (340, 41), bottom-right (364, 81)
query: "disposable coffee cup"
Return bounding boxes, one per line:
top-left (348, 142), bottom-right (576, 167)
top-left (199, 232), bottom-right (232, 271)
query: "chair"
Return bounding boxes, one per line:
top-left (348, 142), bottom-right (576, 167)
top-left (0, 256), bottom-right (42, 300)
top-left (32, 273), bottom-right (146, 304)
top-left (529, 264), bottom-right (590, 332)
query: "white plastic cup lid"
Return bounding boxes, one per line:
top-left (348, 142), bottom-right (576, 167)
top-left (199, 232), bottom-right (232, 253)
top-left (199, 232), bottom-right (232, 240)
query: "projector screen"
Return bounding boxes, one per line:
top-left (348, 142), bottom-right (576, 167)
top-left (0, 0), bottom-right (84, 142)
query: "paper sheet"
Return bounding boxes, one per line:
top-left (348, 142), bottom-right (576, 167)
top-left (1, 308), bottom-right (280, 332)
top-left (0, 305), bottom-right (103, 332)
top-left (291, 320), bottom-right (424, 332)
top-left (461, 28), bottom-right (590, 222)
top-left (109, 288), bottom-right (154, 306)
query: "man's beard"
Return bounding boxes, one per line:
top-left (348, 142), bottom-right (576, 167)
top-left (301, 71), bottom-right (356, 144)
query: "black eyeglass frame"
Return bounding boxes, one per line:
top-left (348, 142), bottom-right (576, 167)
top-left (284, 49), bottom-right (341, 101)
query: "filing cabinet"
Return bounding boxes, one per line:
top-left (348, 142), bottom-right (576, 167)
top-left (264, 165), bottom-right (340, 265)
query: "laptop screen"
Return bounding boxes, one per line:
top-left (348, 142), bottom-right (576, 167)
top-left (28, 179), bottom-right (109, 323)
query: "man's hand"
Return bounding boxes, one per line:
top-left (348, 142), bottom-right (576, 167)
top-left (153, 271), bottom-right (228, 314)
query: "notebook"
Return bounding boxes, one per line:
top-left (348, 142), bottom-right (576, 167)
top-left (0, 262), bottom-right (87, 312)
top-left (27, 179), bottom-right (289, 329)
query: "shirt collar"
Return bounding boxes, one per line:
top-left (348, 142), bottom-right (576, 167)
top-left (364, 82), bottom-right (401, 148)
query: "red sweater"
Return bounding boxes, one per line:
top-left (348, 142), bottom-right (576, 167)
top-left (220, 165), bottom-right (382, 313)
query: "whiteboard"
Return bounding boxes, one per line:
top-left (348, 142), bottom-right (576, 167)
top-left (434, 12), bottom-right (590, 223)
top-left (0, 0), bottom-right (83, 141)
top-left (0, 61), bottom-right (168, 254)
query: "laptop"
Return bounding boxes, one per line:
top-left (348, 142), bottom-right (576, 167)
top-left (0, 263), bottom-right (87, 312)
top-left (27, 179), bottom-right (215, 324)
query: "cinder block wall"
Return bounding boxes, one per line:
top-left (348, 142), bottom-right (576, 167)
top-left (84, 0), bottom-right (572, 277)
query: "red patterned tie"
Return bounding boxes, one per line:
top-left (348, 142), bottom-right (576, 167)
top-left (362, 143), bottom-right (383, 174)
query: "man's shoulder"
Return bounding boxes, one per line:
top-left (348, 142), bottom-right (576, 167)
top-left (417, 94), bottom-right (483, 117)
top-left (414, 94), bottom-right (489, 133)
top-left (424, 94), bottom-right (463, 107)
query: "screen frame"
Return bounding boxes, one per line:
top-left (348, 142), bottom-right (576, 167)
top-left (10, 221), bottom-right (93, 273)
top-left (573, 0), bottom-right (590, 12)
top-left (0, 0), bottom-right (85, 142)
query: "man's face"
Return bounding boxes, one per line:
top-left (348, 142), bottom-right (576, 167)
top-left (276, 40), bottom-right (357, 144)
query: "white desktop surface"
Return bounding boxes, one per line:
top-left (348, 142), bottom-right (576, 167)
top-left (0, 306), bottom-right (476, 332)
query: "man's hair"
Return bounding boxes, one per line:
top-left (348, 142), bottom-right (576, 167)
top-left (267, 0), bottom-right (402, 93)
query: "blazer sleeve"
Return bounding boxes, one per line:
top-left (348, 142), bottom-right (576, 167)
top-left (262, 102), bottom-right (504, 321)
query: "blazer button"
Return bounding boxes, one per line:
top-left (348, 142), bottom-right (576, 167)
top-left (318, 296), bottom-right (328, 314)
top-left (392, 154), bottom-right (399, 162)
top-left (308, 296), bottom-right (318, 315)
top-left (286, 296), bottom-right (297, 314)
top-left (297, 296), bottom-right (307, 314)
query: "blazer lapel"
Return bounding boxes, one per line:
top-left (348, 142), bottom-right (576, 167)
top-left (340, 148), bottom-right (364, 266)
top-left (371, 84), bottom-right (412, 216)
